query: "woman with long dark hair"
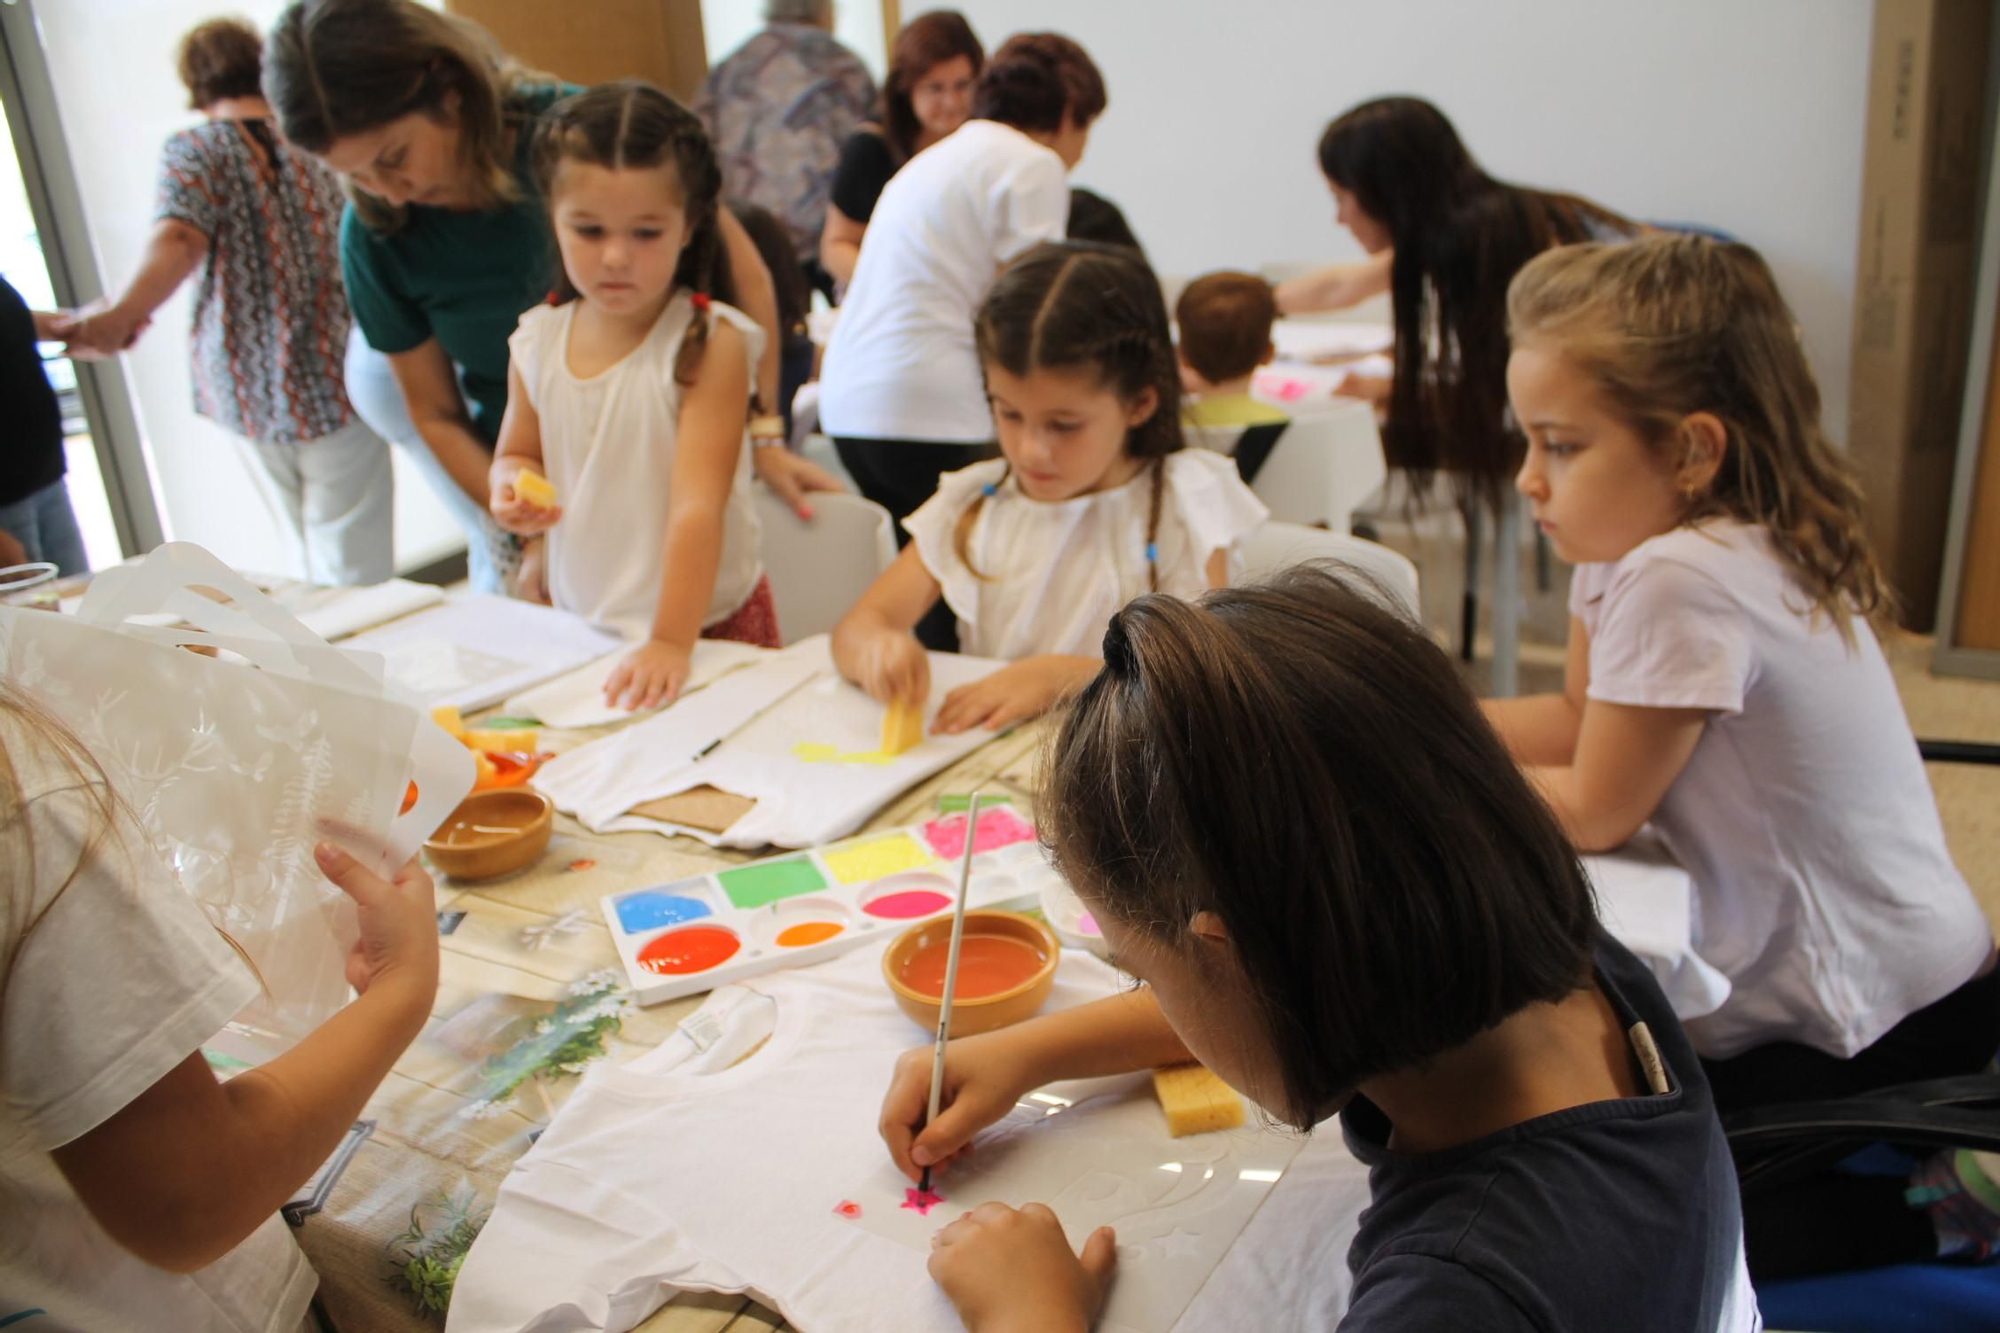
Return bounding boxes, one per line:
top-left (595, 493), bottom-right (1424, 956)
top-left (1284, 96), bottom-right (1637, 495)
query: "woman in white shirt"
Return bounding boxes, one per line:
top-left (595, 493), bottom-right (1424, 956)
top-left (1483, 236), bottom-right (1999, 1279)
top-left (817, 33), bottom-right (1106, 647)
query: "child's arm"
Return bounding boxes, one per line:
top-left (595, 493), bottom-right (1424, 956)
top-left (1273, 250), bottom-right (1393, 315)
top-left (820, 201), bottom-right (866, 291)
top-left (603, 320), bottom-right (750, 712)
top-left (878, 986), bottom-right (1190, 1182)
top-left (831, 543), bottom-right (940, 707)
top-left (1526, 703), bottom-right (1712, 853)
top-left (932, 656), bottom-right (1100, 735)
top-left (49, 845), bottom-right (436, 1274)
top-left (1482, 616), bottom-right (1592, 766)
top-left (489, 361), bottom-right (561, 535)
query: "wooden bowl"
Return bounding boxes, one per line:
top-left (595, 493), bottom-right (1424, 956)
top-left (882, 909), bottom-right (1061, 1036)
top-left (424, 789), bottom-right (553, 881)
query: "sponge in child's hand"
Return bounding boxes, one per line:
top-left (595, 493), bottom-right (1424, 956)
top-left (513, 468), bottom-right (558, 509)
top-left (1152, 1063), bottom-right (1245, 1137)
top-left (881, 696), bottom-right (925, 756)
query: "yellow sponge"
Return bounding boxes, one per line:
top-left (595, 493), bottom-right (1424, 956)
top-left (465, 727), bottom-right (538, 755)
top-left (1152, 1063), bottom-right (1245, 1137)
top-left (514, 468), bottom-right (558, 508)
top-left (431, 705), bottom-right (468, 741)
top-left (881, 697), bottom-right (925, 756)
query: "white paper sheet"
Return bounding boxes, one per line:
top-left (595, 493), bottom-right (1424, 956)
top-left (340, 595), bottom-right (625, 712)
top-left (532, 636), bottom-right (1010, 848)
top-left (1587, 834), bottom-right (1732, 1021)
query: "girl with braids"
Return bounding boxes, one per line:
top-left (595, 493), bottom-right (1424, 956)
top-left (1487, 236), bottom-right (1999, 1277)
top-left (832, 240), bottom-right (1264, 734)
top-left (490, 82), bottom-right (775, 711)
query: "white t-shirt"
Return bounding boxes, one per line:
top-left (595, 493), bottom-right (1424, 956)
top-left (1571, 520), bottom-right (1991, 1059)
top-left (903, 451), bottom-right (1268, 660)
top-left (0, 712), bottom-right (316, 1332)
top-left (817, 120), bottom-right (1069, 443)
top-left (510, 293), bottom-right (766, 641)
top-left (446, 944), bottom-right (1369, 1333)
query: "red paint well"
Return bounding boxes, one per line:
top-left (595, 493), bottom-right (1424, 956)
top-left (637, 925), bottom-right (741, 975)
top-left (863, 888), bottom-right (952, 919)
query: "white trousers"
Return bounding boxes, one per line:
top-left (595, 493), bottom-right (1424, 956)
top-left (232, 417), bottom-right (395, 586)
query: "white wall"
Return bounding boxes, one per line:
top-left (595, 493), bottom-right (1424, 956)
top-left (35, 0), bottom-right (462, 577)
top-left (953, 0), bottom-right (1872, 444)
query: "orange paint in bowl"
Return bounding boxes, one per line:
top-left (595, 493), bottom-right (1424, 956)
top-left (775, 920), bottom-right (844, 948)
top-left (638, 925), bottom-right (741, 975)
top-left (898, 933), bottom-right (1047, 999)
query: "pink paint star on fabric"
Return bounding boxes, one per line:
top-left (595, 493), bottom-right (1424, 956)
top-left (832, 1200), bottom-right (862, 1220)
top-left (901, 1186), bottom-right (944, 1215)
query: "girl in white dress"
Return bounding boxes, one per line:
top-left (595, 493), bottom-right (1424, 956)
top-left (491, 82), bottom-right (772, 712)
top-left (833, 240), bottom-right (1266, 732)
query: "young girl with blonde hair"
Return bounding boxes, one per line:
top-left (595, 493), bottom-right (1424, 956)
top-left (1486, 234), bottom-right (1999, 1277)
top-left (0, 691), bottom-right (438, 1328)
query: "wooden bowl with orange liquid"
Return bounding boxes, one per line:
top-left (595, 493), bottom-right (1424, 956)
top-left (882, 909), bottom-right (1061, 1036)
top-left (424, 789), bottom-right (553, 881)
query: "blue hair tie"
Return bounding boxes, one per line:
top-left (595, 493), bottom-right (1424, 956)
top-left (981, 483), bottom-right (998, 497)
top-left (1145, 542), bottom-right (1158, 564)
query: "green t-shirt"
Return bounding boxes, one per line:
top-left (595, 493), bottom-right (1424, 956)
top-left (340, 83), bottom-right (578, 445)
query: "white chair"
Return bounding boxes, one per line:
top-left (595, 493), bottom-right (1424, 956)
top-left (1188, 400), bottom-right (1388, 535)
top-left (753, 488), bottom-right (896, 645)
top-left (1238, 520), bottom-right (1421, 622)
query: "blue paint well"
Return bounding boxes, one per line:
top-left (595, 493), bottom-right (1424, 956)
top-left (615, 889), bottom-right (713, 933)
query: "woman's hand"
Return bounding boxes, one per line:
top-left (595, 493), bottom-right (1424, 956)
top-left (754, 446), bottom-right (846, 520)
top-left (604, 638), bottom-right (693, 712)
top-left (930, 1203), bottom-right (1116, 1333)
top-left (315, 845), bottom-right (439, 1005)
top-left (879, 1029), bottom-right (1043, 1182)
top-left (934, 656), bottom-right (1096, 735)
top-left (55, 300), bottom-right (149, 359)
top-left (853, 630), bottom-right (930, 710)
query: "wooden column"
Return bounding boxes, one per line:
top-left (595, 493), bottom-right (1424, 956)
top-left (445, 0), bottom-right (710, 104)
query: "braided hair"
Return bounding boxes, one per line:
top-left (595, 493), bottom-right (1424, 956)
top-left (959, 240), bottom-right (1184, 588)
top-left (531, 80), bottom-right (732, 387)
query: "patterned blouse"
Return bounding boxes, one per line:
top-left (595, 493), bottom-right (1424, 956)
top-left (696, 23), bottom-right (877, 261)
top-left (155, 118), bottom-right (353, 445)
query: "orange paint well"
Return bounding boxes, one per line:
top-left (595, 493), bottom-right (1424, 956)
top-left (775, 920), bottom-right (844, 948)
top-left (898, 934), bottom-right (1045, 999)
top-left (638, 925), bottom-right (741, 975)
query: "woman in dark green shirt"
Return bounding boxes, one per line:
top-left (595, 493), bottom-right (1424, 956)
top-left (266, 0), bottom-right (840, 592)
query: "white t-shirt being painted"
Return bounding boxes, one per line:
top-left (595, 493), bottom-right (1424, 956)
top-left (1570, 520), bottom-right (1991, 1060)
top-left (817, 120), bottom-right (1069, 443)
top-left (903, 451), bottom-right (1268, 660)
top-left (0, 712), bottom-right (316, 1332)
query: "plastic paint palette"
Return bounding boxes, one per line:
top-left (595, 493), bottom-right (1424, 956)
top-left (600, 806), bottom-right (1049, 1005)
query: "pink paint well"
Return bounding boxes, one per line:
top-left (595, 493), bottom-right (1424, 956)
top-left (921, 806), bottom-right (1036, 860)
top-left (864, 889), bottom-right (953, 919)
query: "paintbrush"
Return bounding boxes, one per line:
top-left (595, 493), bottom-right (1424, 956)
top-left (919, 787), bottom-right (986, 1198)
top-left (688, 669), bottom-right (821, 765)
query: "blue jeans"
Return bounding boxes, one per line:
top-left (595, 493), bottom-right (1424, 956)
top-left (0, 478), bottom-right (88, 576)
top-left (344, 329), bottom-right (515, 593)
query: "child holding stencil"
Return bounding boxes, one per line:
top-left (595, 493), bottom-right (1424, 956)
top-left (0, 689), bottom-right (440, 1328)
top-left (490, 82), bottom-right (776, 713)
top-left (831, 240), bottom-right (1266, 735)
top-left (878, 568), bottom-right (1758, 1332)
top-left (1485, 235), bottom-right (1999, 1276)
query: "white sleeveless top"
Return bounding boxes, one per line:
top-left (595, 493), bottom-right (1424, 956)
top-left (903, 450), bottom-right (1268, 660)
top-left (510, 293), bottom-right (765, 640)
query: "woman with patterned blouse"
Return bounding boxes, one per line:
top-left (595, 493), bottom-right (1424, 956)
top-left (66, 18), bottom-right (393, 586)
